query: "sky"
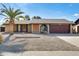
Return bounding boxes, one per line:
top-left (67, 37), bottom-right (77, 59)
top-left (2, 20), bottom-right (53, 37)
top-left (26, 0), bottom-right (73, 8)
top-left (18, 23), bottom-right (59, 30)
top-left (0, 3), bottom-right (79, 24)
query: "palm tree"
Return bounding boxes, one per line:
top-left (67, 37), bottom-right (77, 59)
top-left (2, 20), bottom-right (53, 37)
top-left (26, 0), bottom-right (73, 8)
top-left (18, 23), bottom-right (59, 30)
top-left (0, 4), bottom-right (24, 21)
top-left (0, 4), bottom-right (24, 33)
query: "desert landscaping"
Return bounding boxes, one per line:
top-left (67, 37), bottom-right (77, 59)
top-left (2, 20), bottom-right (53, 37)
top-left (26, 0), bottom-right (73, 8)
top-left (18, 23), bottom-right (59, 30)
top-left (0, 33), bottom-right (79, 56)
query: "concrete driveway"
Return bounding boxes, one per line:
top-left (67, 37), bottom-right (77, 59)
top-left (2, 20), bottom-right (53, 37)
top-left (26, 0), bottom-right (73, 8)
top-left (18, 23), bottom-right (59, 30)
top-left (0, 33), bottom-right (79, 56)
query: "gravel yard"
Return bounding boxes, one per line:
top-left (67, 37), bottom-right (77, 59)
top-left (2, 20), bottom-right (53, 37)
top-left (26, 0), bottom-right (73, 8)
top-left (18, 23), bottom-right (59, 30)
top-left (0, 33), bottom-right (79, 55)
top-left (13, 36), bottom-right (79, 51)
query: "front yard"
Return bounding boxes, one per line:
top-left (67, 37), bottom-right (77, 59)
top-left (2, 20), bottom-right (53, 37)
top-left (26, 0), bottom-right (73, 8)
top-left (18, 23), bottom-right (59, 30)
top-left (0, 33), bottom-right (79, 55)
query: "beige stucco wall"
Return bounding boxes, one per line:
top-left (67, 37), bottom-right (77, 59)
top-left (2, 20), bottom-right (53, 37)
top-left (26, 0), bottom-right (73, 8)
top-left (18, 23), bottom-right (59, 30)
top-left (28, 24), bottom-right (32, 33)
top-left (22, 24), bottom-right (26, 32)
top-left (5, 23), bottom-right (14, 32)
top-left (14, 24), bottom-right (17, 32)
top-left (5, 24), bottom-right (9, 32)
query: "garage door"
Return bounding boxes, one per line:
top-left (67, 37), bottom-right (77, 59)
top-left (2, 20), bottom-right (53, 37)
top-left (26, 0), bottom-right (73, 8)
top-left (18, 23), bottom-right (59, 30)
top-left (49, 24), bottom-right (70, 33)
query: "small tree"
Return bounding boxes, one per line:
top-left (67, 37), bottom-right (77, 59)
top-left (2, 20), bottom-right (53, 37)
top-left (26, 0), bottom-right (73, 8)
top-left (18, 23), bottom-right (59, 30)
top-left (25, 15), bottom-right (30, 20)
top-left (32, 16), bottom-right (41, 19)
top-left (37, 16), bottom-right (41, 19)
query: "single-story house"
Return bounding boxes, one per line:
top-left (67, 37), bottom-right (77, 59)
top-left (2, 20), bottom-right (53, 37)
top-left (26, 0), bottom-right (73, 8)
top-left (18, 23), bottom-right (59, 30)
top-left (73, 19), bottom-right (79, 33)
top-left (0, 19), bottom-right (74, 34)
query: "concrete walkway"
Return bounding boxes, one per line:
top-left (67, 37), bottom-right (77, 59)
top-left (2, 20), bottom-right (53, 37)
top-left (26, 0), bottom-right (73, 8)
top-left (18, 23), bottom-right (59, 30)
top-left (1, 51), bottom-right (79, 56)
top-left (57, 36), bottom-right (79, 47)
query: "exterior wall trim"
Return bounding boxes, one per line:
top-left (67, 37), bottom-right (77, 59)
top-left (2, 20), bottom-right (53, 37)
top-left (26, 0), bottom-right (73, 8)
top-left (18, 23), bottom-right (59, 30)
top-left (39, 24), bottom-right (41, 33)
top-left (70, 24), bottom-right (72, 33)
top-left (47, 24), bottom-right (50, 34)
top-left (32, 24), bottom-right (33, 33)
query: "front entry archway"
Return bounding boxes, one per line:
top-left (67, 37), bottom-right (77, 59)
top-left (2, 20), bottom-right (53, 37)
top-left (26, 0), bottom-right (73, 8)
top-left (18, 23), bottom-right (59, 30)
top-left (40, 24), bottom-right (48, 34)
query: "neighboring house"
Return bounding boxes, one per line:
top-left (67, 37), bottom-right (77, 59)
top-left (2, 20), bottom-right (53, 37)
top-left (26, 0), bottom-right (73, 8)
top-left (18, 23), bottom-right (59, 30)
top-left (0, 19), bottom-right (74, 34)
top-left (73, 19), bottom-right (79, 33)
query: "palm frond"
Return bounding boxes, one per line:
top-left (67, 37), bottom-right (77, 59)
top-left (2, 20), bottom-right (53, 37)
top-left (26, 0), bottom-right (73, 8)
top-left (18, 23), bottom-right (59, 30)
top-left (0, 4), bottom-right (24, 21)
top-left (15, 11), bottom-right (24, 16)
top-left (16, 16), bottom-right (25, 20)
top-left (0, 13), bottom-right (7, 17)
top-left (15, 9), bottom-right (20, 13)
top-left (1, 4), bottom-right (8, 10)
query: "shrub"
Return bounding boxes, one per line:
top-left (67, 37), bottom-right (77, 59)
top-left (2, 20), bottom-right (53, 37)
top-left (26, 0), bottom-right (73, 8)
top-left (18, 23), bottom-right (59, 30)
top-left (0, 34), bottom-right (3, 44)
top-left (10, 32), bottom-right (14, 35)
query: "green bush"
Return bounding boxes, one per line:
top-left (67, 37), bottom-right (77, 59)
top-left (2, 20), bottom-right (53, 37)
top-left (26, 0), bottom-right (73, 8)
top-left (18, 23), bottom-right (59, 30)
top-left (0, 34), bottom-right (3, 44)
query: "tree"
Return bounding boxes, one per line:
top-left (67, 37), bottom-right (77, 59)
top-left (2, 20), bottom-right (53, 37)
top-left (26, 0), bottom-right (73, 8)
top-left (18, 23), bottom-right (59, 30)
top-left (40, 24), bottom-right (48, 34)
top-left (32, 16), bottom-right (41, 19)
top-left (25, 15), bottom-right (30, 20)
top-left (0, 4), bottom-right (24, 33)
top-left (37, 16), bottom-right (41, 19)
top-left (0, 4), bottom-right (24, 22)
top-left (17, 15), bottom-right (30, 20)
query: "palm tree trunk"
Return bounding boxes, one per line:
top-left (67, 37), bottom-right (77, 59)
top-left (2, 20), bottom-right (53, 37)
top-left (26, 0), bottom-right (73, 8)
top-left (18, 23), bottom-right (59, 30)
top-left (9, 20), bottom-right (14, 35)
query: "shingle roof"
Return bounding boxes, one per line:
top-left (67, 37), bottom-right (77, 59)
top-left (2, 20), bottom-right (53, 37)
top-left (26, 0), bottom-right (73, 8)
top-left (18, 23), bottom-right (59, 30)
top-left (30, 19), bottom-right (74, 24)
top-left (4, 19), bottom-right (74, 24)
top-left (15, 20), bottom-right (30, 24)
top-left (0, 24), bottom-right (5, 27)
top-left (4, 20), bottom-right (30, 24)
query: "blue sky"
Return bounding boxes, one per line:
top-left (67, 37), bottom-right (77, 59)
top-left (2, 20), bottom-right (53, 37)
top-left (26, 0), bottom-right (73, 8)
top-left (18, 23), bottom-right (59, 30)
top-left (0, 3), bottom-right (79, 24)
